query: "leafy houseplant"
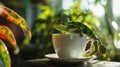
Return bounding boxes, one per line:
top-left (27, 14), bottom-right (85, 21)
top-left (53, 21), bottom-right (106, 59)
top-left (0, 5), bottom-right (31, 67)
top-left (31, 5), bottom-right (54, 58)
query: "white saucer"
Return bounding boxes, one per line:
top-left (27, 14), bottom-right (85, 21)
top-left (45, 53), bottom-right (95, 63)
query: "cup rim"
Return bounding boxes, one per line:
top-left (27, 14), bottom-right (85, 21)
top-left (52, 34), bottom-right (87, 37)
top-left (52, 33), bottom-right (80, 35)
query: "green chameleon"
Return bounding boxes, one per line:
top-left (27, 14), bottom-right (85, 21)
top-left (54, 21), bottom-right (106, 57)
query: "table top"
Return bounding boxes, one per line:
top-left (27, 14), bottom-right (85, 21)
top-left (22, 58), bottom-right (120, 67)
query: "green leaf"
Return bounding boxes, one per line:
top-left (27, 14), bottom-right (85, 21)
top-left (0, 39), bottom-right (11, 67)
top-left (54, 24), bottom-right (71, 34)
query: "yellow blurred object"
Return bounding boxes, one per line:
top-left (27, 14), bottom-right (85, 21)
top-left (0, 39), bottom-right (11, 67)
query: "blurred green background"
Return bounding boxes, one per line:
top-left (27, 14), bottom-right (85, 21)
top-left (1, 0), bottom-right (120, 67)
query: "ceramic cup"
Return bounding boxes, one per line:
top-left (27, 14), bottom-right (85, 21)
top-left (52, 34), bottom-right (87, 59)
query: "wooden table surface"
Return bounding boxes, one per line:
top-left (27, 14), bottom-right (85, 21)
top-left (22, 58), bottom-right (120, 67)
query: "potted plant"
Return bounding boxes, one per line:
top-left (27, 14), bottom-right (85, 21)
top-left (0, 4), bottom-right (31, 67)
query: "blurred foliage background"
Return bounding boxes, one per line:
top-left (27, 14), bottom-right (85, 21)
top-left (1, 0), bottom-right (120, 66)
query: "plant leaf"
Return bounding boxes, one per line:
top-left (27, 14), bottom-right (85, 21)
top-left (0, 5), bottom-right (31, 38)
top-left (0, 39), bottom-right (11, 67)
top-left (0, 25), bottom-right (19, 54)
top-left (54, 24), bottom-right (71, 34)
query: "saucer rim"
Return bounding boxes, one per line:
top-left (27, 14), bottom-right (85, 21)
top-left (45, 53), bottom-right (94, 63)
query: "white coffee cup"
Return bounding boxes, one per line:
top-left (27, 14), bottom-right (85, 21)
top-left (52, 34), bottom-right (87, 59)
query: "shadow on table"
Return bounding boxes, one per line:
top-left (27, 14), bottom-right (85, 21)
top-left (22, 58), bottom-right (87, 67)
